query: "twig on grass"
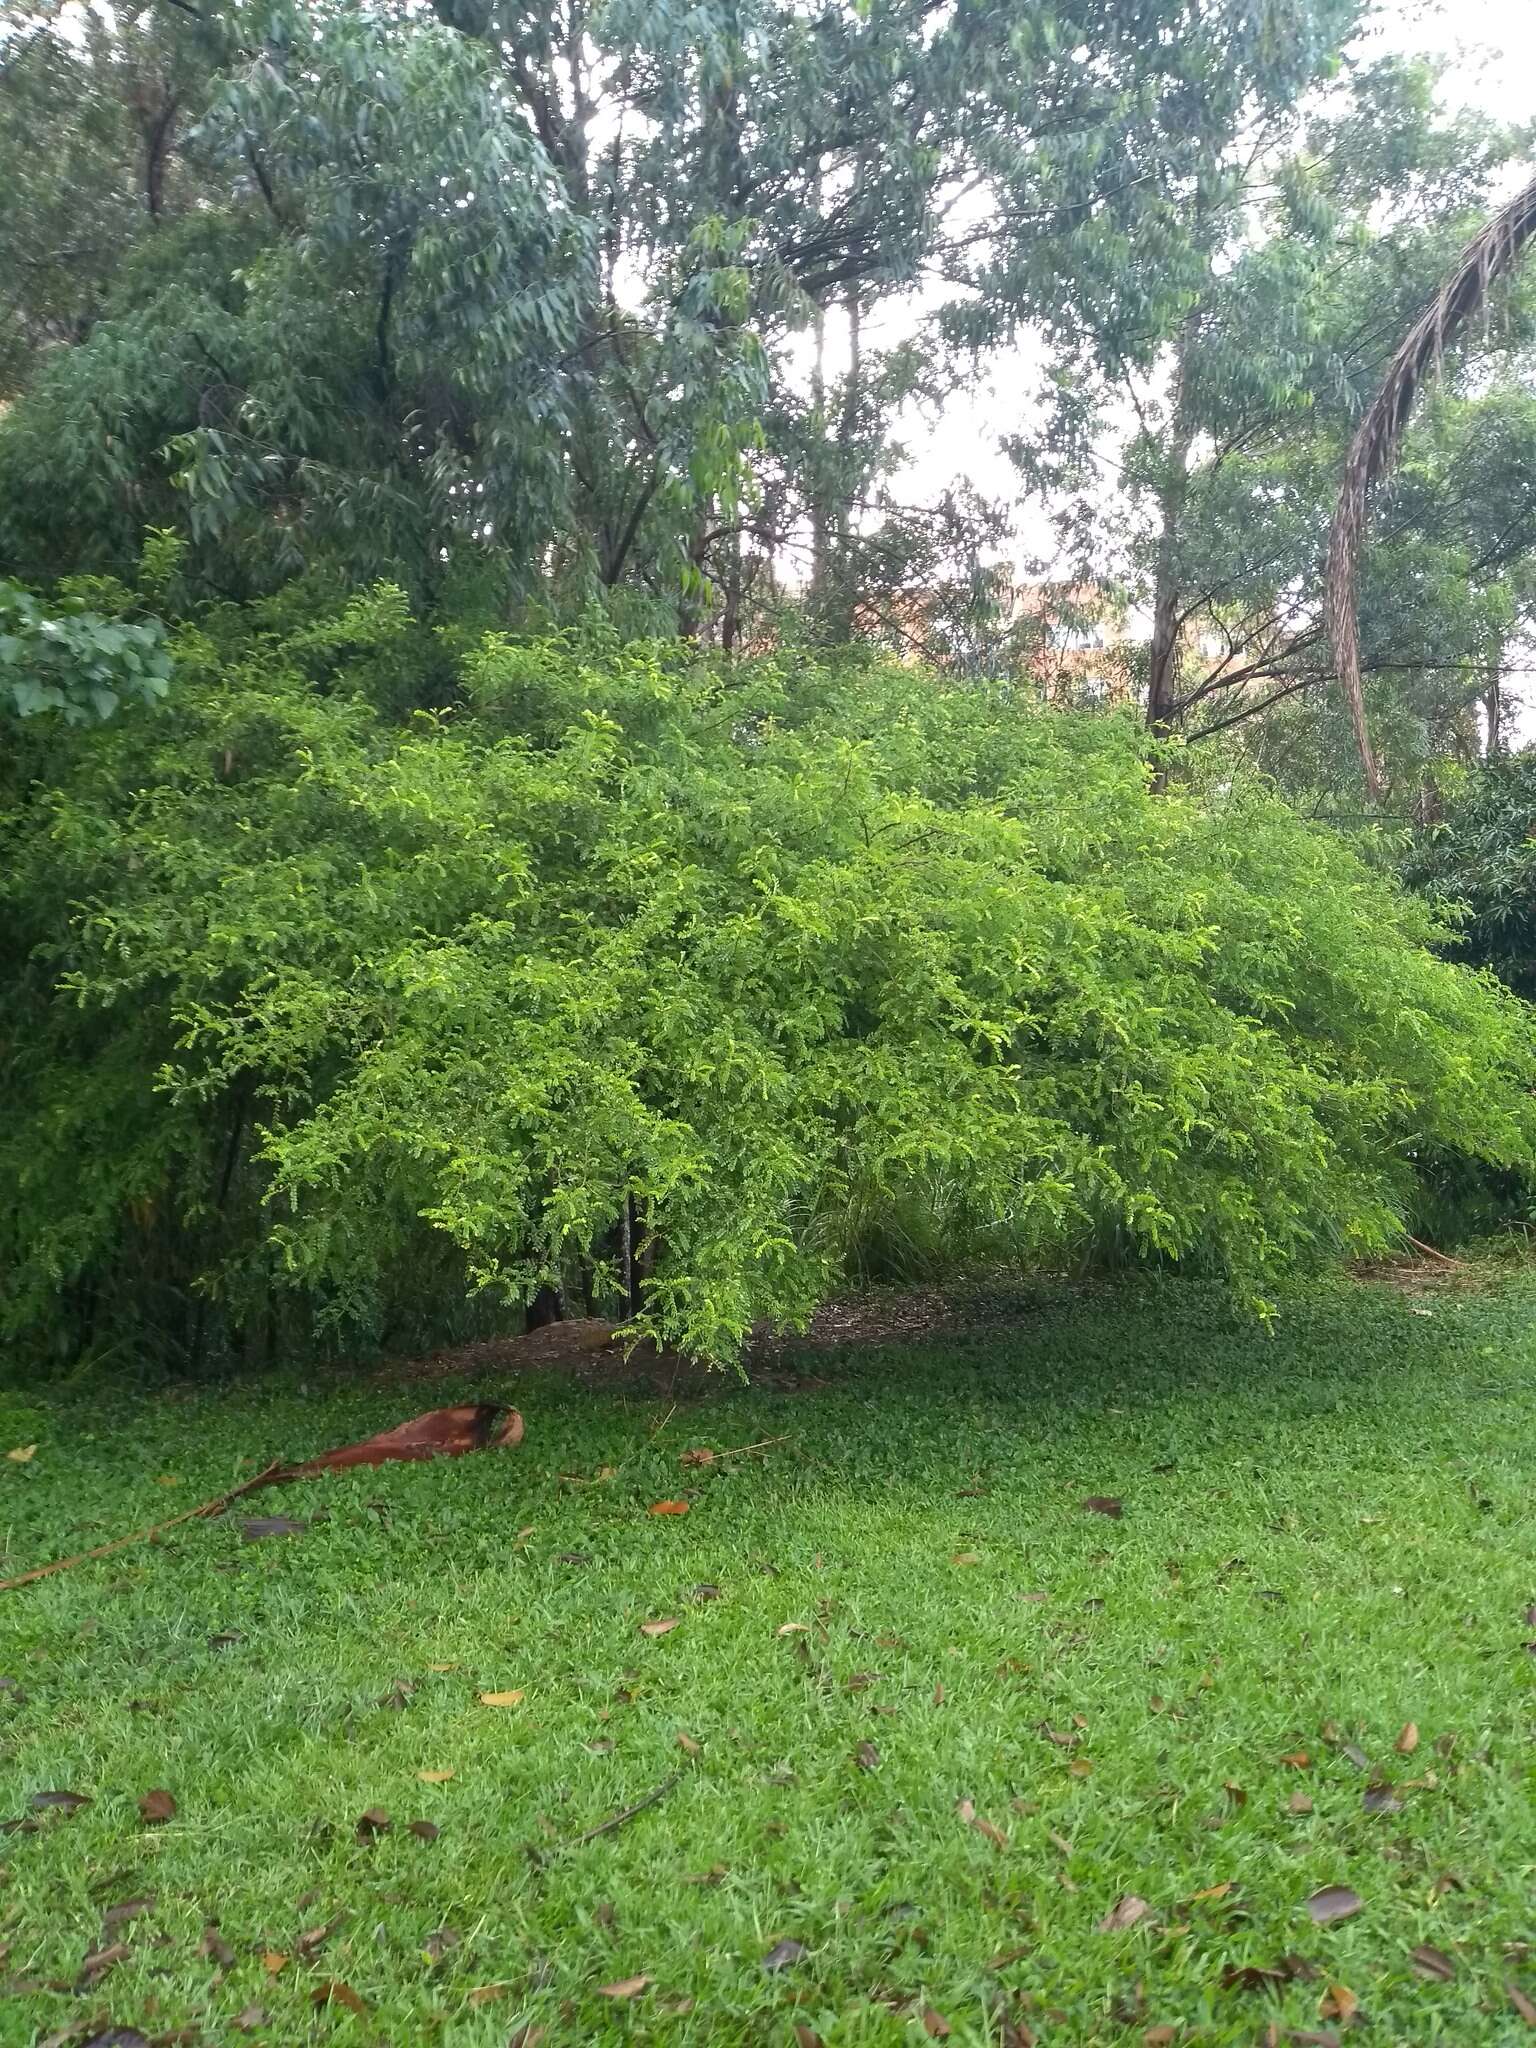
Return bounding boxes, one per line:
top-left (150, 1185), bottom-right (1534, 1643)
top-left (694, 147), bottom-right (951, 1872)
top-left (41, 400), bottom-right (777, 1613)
top-left (0, 1462), bottom-right (291, 1593)
top-left (573, 1771), bottom-right (683, 1845)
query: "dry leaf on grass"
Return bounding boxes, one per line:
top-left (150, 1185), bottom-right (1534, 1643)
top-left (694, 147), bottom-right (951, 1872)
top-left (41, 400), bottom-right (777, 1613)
top-left (408, 1819), bottom-right (440, 1841)
top-left (762, 1938), bottom-right (807, 1972)
top-left (922, 2010), bottom-right (952, 2039)
top-left (598, 1974), bottom-right (652, 1998)
top-left (648, 1500), bottom-right (690, 1516)
top-left (1098, 1895), bottom-right (1152, 1933)
top-left (138, 1787), bottom-right (177, 1825)
top-left (478, 1689), bottom-right (525, 1707)
top-left (639, 1618), bottom-right (680, 1638)
top-left (198, 1922), bottom-right (236, 1967)
top-left (1306, 1885), bottom-right (1364, 1925)
top-left (241, 1515), bottom-right (307, 1541)
top-left (679, 1448), bottom-right (716, 1468)
top-left (261, 1951), bottom-right (288, 1976)
top-left (1410, 1944), bottom-right (1454, 1981)
top-left (311, 1981), bottom-right (366, 2013)
top-left (854, 1741), bottom-right (880, 1770)
top-left (951, 1552), bottom-right (981, 1566)
top-left (1510, 1983), bottom-right (1536, 2025)
top-left (355, 1806), bottom-right (391, 1841)
top-left (1289, 1790), bottom-right (1314, 1815)
top-left (1395, 1721), bottom-right (1419, 1754)
top-left (76, 1940), bottom-right (131, 1989)
top-left (6, 1444), bottom-right (37, 1463)
top-left (417, 1768), bottom-right (455, 1783)
top-left (676, 1731), bottom-right (701, 1755)
top-left (31, 1789), bottom-right (91, 1812)
top-left (1320, 1983), bottom-right (1358, 2023)
top-left (1081, 1496), bottom-right (1124, 1518)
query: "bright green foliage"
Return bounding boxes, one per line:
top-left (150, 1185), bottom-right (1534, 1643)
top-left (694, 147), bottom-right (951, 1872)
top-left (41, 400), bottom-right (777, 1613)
top-left (6, 1278), bottom-right (1536, 2043)
top-left (4, 589), bottom-right (1532, 1367)
top-left (0, 575), bottom-right (172, 722)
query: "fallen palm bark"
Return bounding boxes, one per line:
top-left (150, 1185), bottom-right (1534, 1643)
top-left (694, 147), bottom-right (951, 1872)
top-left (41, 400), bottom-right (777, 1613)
top-left (0, 1403), bottom-right (523, 1593)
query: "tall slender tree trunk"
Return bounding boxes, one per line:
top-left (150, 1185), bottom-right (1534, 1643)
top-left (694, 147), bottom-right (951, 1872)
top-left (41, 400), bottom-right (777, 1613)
top-left (1146, 331), bottom-right (1195, 760)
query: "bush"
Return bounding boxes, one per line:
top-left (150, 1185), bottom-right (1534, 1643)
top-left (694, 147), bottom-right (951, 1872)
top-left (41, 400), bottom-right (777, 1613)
top-left (4, 588), bottom-right (1534, 1369)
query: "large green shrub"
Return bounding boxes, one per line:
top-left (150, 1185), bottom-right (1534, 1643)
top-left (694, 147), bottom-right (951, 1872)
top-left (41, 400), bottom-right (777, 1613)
top-left (4, 588), bottom-right (1533, 1369)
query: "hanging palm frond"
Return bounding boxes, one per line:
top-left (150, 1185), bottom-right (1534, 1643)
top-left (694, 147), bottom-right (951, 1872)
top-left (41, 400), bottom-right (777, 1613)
top-left (1327, 167), bottom-right (1536, 804)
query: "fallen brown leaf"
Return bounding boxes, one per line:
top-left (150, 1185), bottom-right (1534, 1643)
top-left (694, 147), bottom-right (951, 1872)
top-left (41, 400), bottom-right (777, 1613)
top-left (1395, 1721), bottom-right (1420, 1755)
top-left (639, 1618), bottom-right (680, 1638)
top-left (198, 1922), bottom-right (236, 1967)
top-left (776, 1622), bottom-right (809, 1636)
top-left (241, 1515), bottom-right (307, 1541)
top-left (951, 1552), bottom-right (981, 1566)
top-left (1143, 2029), bottom-right (1176, 2047)
top-left (32, 1788), bottom-right (91, 1813)
top-left (679, 1448), bottom-right (716, 1468)
top-left (1320, 1984), bottom-right (1357, 2024)
top-left (478, 1689), bottom-right (525, 1707)
top-left (922, 2009), bottom-right (952, 2039)
top-left (1289, 1790), bottom-right (1315, 1815)
top-left (691, 1582), bottom-right (722, 1600)
top-left (311, 1981), bottom-right (366, 2014)
top-left (1362, 1782), bottom-right (1402, 1814)
top-left (1279, 1751), bottom-right (1310, 1768)
top-left (1082, 1496), bottom-right (1124, 1518)
top-left (794, 2028), bottom-right (825, 2048)
top-left (648, 1500), bottom-right (690, 1516)
top-left (102, 1896), bottom-right (155, 1933)
top-left (1068, 1757), bottom-right (1094, 1778)
top-left (261, 1951), bottom-right (288, 1976)
top-left (506, 2027), bottom-right (545, 2048)
top-left (1188, 1882), bottom-right (1233, 1903)
top-left (138, 1787), bottom-right (177, 1825)
top-left (408, 1819), bottom-right (440, 1841)
top-left (1098, 1895), bottom-right (1152, 1933)
top-left (232, 2006), bottom-right (268, 2032)
top-left (676, 1730), bottom-right (701, 1755)
top-left (854, 1741), bottom-right (880, 1770)
top-left (76, 1940), bottom-right (131, 1990)
top-left (355, 1806), bottom-right (391, 1841)
top-left (1511, 1983), bottom-right (1536, 2026)
top-left (295, 1915), bottom-right (346, 1958)
top-left (1306, 1886), bottom-right (1364, 1925)
top-left (598, 1973), bottom-right (652, 1998)
top-left (1410, 1943), bottom-right (1454, 1981)
top-left (466, 1984), bottom-right (509, 2009)
top-left (417, 1768), bottom-right (454, 1783)
top-left (6, 1443), bottom-right (37, 1463)
top-left (762, 1938), bottom-right (807, 1972)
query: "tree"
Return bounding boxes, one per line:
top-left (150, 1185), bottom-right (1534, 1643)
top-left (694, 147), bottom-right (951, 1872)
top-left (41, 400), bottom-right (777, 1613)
top-left (0, 0), bottom-right (1414, 643)
top-left (1328, 164), bottom-right (1536, 799)
top-left (973, 48), bottom-right (1533, 793)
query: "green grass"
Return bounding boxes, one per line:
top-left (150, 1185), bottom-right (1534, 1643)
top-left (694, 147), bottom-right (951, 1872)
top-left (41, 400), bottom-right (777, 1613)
top-left (3, 1276), bottom-right (1536, 2046)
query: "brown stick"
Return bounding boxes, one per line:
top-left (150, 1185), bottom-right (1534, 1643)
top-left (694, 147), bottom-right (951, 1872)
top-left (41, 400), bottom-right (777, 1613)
top-left (1405, 1234), bottom-right (1463, 1268)
top-left (572, 1771), bottom-right (682, 1845)
top-left (0, 1462), bottom-right (292, 1593)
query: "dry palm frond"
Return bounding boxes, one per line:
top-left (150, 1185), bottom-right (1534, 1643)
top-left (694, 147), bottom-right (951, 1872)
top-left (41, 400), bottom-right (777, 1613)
top-left (1327, 167), bottom-right (1536, 804)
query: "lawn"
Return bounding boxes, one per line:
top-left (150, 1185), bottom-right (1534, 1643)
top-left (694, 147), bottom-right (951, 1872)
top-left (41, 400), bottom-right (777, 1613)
top-left (3, 1274), bottom-right (1535, 2047)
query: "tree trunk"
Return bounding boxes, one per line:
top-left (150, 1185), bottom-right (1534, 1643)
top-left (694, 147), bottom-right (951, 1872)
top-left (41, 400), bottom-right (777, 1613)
top-left (1146, 332), bottom-right (1196, 769)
